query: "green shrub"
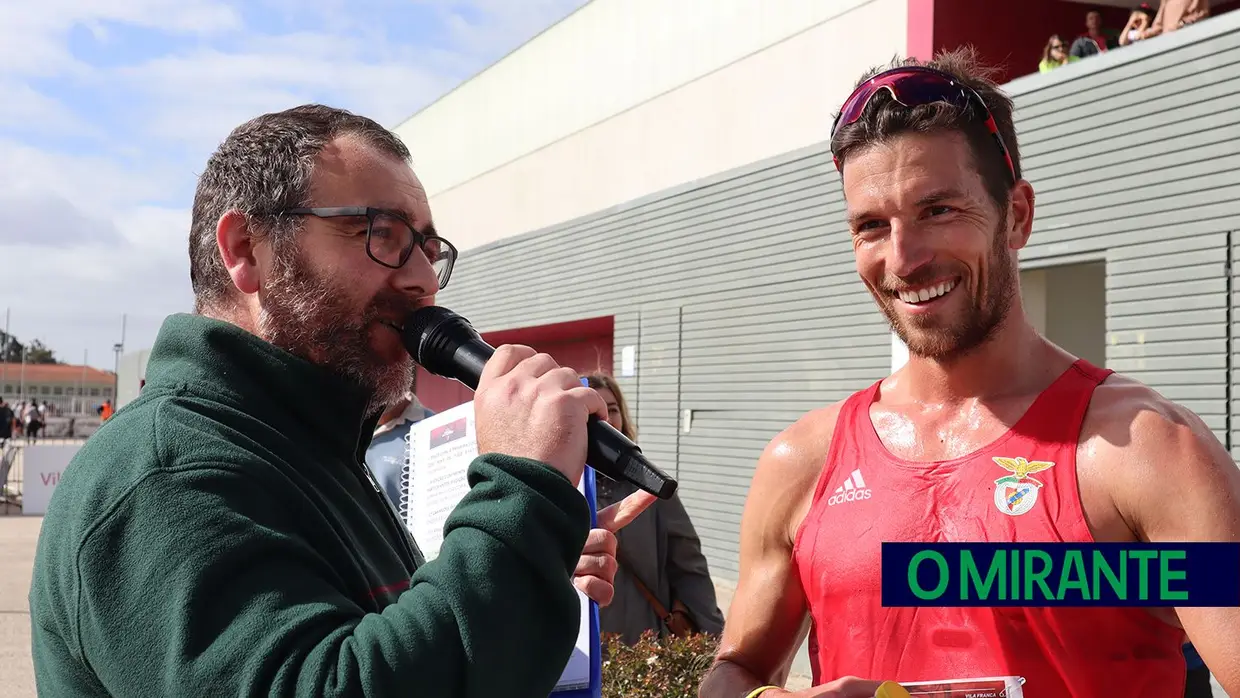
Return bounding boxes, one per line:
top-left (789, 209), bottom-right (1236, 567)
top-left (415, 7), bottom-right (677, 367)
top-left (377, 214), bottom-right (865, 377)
top-left (600, 631), bottom-right (720, 698)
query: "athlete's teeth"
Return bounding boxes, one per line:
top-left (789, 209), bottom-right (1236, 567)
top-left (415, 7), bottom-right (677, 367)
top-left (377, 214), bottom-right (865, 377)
top-left (900, 280), bottom-right (956, 304)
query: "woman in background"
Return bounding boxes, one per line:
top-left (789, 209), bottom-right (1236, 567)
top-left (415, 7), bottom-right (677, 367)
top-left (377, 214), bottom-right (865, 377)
top-left (1039, 34), bottom-right (1077, 73)
top-left (582, 371), bottom-right (725, 645)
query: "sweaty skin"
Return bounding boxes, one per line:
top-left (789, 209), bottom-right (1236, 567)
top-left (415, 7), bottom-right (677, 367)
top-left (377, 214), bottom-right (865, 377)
top-left (700, 131), bottom-right (1240, 697)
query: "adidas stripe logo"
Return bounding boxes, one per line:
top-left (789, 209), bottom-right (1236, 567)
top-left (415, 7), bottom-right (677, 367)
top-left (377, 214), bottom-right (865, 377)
top-left (827, 468), bottom-right (872, 506)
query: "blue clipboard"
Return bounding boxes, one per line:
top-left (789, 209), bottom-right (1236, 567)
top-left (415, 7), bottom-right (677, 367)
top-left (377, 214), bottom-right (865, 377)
top-left (552, 377), bottom-right (603, 697)
top-left (551, 465), bottom-right (603, 698)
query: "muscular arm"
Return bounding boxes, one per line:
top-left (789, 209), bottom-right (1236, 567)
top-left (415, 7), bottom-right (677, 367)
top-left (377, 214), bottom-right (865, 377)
top-left (1087, 378), bottom-right (1240, 693)
top-left (699, 404), bottom-right (841, 697)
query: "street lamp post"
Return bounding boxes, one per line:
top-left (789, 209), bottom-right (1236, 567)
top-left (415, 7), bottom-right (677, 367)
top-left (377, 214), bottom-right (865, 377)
top-left (112, 343), bottom-right (123, 406)
top-left (112, 314), bottom-right (126, 408)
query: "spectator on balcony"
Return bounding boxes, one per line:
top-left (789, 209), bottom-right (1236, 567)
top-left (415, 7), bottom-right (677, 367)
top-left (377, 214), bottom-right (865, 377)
top-left (1119, 3), bottom-right (1158, 45)
top-left (1142, 0), bottom-right (1210, 39)
top-left (1069, 10), bottom-right (1118, 59)
top-left (1039, 35), bottom-right (1078, 73)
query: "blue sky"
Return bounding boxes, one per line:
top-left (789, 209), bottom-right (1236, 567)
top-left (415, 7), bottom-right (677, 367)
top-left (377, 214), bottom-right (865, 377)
top-left (0, 0), bottom-right (588, 369)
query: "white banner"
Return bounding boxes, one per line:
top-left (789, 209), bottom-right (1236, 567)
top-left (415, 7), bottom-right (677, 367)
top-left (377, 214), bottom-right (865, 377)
top-left (22, 444), bottom-right (82, 516)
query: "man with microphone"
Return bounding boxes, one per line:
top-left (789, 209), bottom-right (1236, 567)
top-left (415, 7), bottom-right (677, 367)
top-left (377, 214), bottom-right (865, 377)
top-left (28, 103), bottom-right (655, 697)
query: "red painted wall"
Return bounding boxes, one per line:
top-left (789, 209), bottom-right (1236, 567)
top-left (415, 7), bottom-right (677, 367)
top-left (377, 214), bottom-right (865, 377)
top-left (908, 0), bottom-right (1132, 84)
top-left (414, 315), bottom-right (615, 414)
top-left (908, 0), bottom-right (1240, 87)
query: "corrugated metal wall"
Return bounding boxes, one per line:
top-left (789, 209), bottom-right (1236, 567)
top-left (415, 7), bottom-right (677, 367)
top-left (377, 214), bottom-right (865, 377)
top-left (432, 15), bottom-right (1240, 583)
top-left (1014, 18), bottom-right (1240, 451)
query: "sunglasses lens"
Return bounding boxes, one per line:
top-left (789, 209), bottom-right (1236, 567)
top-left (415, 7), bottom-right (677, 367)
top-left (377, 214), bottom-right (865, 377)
top-left (889, 73), bottom-right (968, 110)
top-left (835, 84), bottom-right (877, 133)
top-left (831, 67), bottom-right (1014, 182)
top-left (834, 70), bottom-right (965, 136)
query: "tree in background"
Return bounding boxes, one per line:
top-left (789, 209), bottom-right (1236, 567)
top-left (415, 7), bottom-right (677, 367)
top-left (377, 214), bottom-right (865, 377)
top-left (0, 331), bottom-right (59, 364)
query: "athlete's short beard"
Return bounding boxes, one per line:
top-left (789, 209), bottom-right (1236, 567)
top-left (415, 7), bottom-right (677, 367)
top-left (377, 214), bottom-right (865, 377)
top-left (878, 214), bottom-right (1015, 362)
top-left (256, 241), bottom-right (414, 416)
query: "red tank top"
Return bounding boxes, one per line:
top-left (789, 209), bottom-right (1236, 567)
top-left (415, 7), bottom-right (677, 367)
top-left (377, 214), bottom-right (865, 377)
top-left (792, 360), bottom-right (1186, 697)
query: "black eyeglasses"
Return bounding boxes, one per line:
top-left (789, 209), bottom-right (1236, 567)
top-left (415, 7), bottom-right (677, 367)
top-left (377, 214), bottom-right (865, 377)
top-left (283, 206), bottom-right (458, 289)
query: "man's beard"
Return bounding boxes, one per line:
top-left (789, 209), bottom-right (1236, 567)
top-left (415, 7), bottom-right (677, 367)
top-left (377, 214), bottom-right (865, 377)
top-left (256, 245), bottom-right (416, 416)
top-left (876, 217), bottom-right (1015, 362)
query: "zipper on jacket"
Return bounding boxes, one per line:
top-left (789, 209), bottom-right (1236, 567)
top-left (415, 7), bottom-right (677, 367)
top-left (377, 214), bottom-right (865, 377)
top-left (353, 457), bottom-right (425, 570)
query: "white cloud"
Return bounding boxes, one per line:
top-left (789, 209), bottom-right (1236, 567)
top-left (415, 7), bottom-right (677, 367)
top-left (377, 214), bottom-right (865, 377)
top-left (0, 0), bottom-right (241, 77)
top-left (114, 42), bottom-right (460, 150)
top-left (0, 80), bottom-right (96, 134)
top-left (0, 0), bottom-right (587, 371)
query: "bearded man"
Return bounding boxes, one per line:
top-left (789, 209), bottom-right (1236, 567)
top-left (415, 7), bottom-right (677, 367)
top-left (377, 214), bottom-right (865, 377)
top-left (700, 49), bottom-right (1240, 698)
top-left (28, 105), bottom-right (654, 698)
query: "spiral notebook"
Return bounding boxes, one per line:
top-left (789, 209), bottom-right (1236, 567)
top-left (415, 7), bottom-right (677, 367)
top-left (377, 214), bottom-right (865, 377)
top-left (398, 399), bottom-right (602, 697)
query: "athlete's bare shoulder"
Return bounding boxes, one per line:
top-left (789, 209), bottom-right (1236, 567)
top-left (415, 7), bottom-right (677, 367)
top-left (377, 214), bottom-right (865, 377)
top-left (1080, 372), bottom-right (1240, 541)
top-left (748, 399), bottom-right (850, 545)
top-left (1082, 372), bottom-right (1223, 466)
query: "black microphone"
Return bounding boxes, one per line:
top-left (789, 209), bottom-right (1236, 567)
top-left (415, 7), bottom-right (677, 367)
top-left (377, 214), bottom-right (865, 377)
top-left (402, 305), bottom-right (678, 500)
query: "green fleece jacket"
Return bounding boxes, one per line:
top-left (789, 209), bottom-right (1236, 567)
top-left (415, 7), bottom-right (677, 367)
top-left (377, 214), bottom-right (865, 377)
top-left (28, 313), bottom-right (590, 697)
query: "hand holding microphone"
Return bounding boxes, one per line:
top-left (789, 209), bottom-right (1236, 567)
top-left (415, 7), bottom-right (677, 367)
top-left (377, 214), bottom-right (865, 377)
top-left (472, 344), bottom-right (605, 486)
top-left (402, 305), bottom-right (679, 499)
top-left (403, 306), bottom-right (670, 609)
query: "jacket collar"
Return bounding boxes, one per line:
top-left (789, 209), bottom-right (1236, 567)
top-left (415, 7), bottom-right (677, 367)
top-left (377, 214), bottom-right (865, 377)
top-left (142, 313), bottom-right (383, 463)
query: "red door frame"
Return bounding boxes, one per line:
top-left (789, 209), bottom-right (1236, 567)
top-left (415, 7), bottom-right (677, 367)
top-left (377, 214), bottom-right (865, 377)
top-left (414, 315), bottom-right (615, 413)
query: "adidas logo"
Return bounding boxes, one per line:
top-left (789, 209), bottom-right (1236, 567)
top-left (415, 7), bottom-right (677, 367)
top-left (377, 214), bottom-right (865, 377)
top-left (827, 468), bottom-right (872, 506)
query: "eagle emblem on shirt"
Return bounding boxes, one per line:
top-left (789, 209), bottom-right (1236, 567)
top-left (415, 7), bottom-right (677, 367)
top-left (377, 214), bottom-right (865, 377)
top-left (992, 456), bottom-right (1055, 516)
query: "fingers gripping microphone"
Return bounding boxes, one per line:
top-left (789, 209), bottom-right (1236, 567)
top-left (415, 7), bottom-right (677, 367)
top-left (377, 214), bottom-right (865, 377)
top-left (403, 306), bottom-right (678, 500)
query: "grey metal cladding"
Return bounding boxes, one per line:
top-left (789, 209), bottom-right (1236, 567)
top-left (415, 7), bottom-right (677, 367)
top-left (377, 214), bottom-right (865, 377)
top-left (1016, 16), bottom-right (1240, 458)
top-left (431, 14), bottom-right (1240, 583)
top-left (1232, 233), bottom-right (1240, 461)
top-left (431, 141), bottom-right (882, 576)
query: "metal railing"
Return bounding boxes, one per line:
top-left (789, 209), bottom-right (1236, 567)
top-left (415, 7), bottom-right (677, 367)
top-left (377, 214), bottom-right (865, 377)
top-left (0, 438), bottom-right (89, 515)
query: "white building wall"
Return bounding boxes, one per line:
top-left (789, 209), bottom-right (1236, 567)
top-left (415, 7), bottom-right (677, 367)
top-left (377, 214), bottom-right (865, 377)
top-left (393, 0), bottom-right (909, 252)
top-left (116, 349), bottom-right (151, 409)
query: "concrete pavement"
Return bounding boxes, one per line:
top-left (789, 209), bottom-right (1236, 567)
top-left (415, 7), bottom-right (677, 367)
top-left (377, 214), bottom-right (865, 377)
top-left (1, 515), bottom-right (39, 698)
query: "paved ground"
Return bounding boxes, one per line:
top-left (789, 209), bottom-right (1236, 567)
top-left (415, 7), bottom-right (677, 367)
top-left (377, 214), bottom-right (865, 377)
top-left (0, 514), bottom-right (1229, 696)
top-left (1, 515), bottom-right (39, 698)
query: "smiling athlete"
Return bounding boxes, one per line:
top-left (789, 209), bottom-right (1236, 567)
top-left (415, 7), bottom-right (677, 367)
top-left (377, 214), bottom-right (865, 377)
top-left (700, 48), bottom-right (1240, 698)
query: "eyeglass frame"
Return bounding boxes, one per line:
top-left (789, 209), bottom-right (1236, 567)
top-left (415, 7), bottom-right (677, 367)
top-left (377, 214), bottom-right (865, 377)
top-left (828, 65), bottom-right (1017, 185)
top-left (281, 206), bottom-right (458, 289)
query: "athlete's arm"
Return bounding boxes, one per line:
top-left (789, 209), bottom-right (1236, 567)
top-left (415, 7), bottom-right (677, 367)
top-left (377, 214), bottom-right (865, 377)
top-left (701, 404), bottom-right (883, 698)
top-left (1087, 377), bottom-right (1240, 693)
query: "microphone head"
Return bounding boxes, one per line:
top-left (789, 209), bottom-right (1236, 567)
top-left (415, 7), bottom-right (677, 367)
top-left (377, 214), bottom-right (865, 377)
top-left (401, 305), bottom-right (481, 376)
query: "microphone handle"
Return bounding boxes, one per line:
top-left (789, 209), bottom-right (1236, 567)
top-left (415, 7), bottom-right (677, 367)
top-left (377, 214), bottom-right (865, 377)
top-left (446, 341), bottom-right (491, 390)
top-left (442, 341), bottom-right (677, 499)
top-left (584, 419), bottom-right (677, 499)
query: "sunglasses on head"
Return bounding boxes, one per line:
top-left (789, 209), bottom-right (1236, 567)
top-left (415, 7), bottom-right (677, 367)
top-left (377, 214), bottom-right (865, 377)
top-left (829, 65), bottom-right (1016, 183)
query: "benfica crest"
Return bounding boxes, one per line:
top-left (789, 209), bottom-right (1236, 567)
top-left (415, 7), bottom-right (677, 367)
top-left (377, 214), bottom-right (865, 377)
top-left (992, 456), bottom-right (1055, 516)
